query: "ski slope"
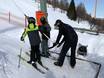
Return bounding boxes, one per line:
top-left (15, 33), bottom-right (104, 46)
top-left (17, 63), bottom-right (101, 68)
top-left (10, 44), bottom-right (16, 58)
top-left (0, 0), bottom-right (104, 78)
top-left (0, 18), bottom-right (100, 78)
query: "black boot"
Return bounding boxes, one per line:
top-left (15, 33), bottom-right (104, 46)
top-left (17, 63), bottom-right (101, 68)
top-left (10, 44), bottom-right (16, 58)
top-left (32, 62), bottom-right (37, 68)
top-left (41, 52), bottom-right (46, 57)
top-left (70, 57), bottom-right (76, 68)
top-left (37, 60), bottom-right (43, 66)
top-left (41, 52), bottom-right (49, 58)
top-left (27, 60), bottom-right (32, 64)
top-left (54, 62), bottom-right (62, 67)
top-left (47, 52), bottom-right (51, 57)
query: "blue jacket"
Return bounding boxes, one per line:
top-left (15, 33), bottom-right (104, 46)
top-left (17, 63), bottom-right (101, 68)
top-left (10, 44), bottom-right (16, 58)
top-left (22, 23), bottom-right (41, 46)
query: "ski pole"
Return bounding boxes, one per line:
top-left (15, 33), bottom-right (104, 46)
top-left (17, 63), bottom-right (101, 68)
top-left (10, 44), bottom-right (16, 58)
top-left (42, 32), bottom-right (54, 43)
top-left (43, 33), bottom-right (49, 40)
top-left (18, 41), bottom-right (24, 68)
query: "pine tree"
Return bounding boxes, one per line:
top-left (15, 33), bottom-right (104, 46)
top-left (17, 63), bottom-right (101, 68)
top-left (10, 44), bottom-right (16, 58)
top-left (67, 0), bottom-right (77, 21)
top-left (52, 0), bottom-right (59, 11)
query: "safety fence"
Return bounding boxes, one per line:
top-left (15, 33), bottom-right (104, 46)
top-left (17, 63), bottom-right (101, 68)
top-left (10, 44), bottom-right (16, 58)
top-left (0, 11), bottom-right (27, 27)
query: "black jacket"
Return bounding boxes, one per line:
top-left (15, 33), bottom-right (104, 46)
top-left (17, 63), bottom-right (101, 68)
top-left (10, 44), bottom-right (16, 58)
top-left (28, 30), bottom-right (41, 46)
top-left (56, 23), bottom-right (78, 44)
top-left (22, 24), bottom-right (41, 46)
top-left (39, 23), bottom-right (51, 40)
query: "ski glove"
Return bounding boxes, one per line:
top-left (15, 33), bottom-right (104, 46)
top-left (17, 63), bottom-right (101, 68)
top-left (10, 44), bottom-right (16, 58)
top-left (20, 36), bottom-right (24, 41)
top-left (57, 43), bottom-right (62, 47)
top-left (48, 42), bottom-right (58, 49)
top-left (53, 42), bottom-right (58, 46)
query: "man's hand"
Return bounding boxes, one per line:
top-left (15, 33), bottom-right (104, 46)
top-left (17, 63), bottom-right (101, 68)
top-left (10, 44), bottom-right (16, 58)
top-left (48, 42), bottom-right (58, 49)
top-left (57, 43), bottom-right (62, 47)
top-left (53, 42), bottom-right (57, 46)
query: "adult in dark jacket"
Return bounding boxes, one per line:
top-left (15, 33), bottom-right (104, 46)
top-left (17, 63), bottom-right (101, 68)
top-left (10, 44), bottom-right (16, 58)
top-left (20, 16), bottom-right (42, 66)
top-left (39, 16), bottom-right (51, 57)
top-left (49, 19), bottom-right (78, 68)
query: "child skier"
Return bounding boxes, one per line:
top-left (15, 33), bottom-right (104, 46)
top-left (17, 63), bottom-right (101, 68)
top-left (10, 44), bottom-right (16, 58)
top-left (20, 15), bottom-right (42, 66)
top-left (39, 16), bottom-right (51, 58)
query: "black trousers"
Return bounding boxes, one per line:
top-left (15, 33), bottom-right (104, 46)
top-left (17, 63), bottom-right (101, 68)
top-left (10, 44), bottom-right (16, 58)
top-left (58, 39), bottom-right (78, 66)
top-left (30, 45), bottom-right (41, 62)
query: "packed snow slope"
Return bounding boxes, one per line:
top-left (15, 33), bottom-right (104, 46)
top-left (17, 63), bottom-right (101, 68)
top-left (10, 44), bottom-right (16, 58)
top-left (0, 0), bottom-right (104, 78)
top-left (0, 19), bottom-right (101, 78)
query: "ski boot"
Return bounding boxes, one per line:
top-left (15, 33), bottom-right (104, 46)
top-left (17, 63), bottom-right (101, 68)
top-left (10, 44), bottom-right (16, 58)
top-left (54, 62), bottom-right (62, 67)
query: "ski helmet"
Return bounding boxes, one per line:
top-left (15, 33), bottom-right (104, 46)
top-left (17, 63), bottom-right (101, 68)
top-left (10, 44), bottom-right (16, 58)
top-left (28, 17), bottom-right (36, 24)
top-left (40, 16), bottom-right (46, 24)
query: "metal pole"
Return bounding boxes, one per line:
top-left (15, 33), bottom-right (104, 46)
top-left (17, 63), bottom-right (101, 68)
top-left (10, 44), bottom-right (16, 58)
top-left (93, 0), bottom-right (98, 18)
top-left (40, 0), bottom-right (47, 13)
top-left (40, 0), bottom-right (48, 19)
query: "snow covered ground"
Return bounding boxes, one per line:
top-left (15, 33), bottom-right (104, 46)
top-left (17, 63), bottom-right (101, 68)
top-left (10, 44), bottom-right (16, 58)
top-left (0, 0), bottom-right (104, 78)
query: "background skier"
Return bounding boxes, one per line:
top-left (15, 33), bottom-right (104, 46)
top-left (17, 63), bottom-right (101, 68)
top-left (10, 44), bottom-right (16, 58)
top-left (49, 19), bottom-right (78, 68)
top-left (39, 16), bottom-right (51, 58)
top-left (20, 15), bottom-right (42, 66)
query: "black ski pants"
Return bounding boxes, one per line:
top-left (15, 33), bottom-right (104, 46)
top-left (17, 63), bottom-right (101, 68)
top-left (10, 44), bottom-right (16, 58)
top-left (58, 40), bottom-right (78, 66)
top-left (30, 45), bottom-right (41, 62)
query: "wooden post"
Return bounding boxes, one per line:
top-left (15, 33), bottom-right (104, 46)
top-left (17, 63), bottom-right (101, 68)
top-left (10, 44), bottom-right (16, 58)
top-left (9, 12), bottom-right (10, 23)
top-left (25, 16), bottom-right (27, 27)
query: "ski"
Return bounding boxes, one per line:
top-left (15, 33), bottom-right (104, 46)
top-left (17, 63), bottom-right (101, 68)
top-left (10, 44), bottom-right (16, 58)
top-left (37, 61), bottom-right (49, 70)
top-left (18, 55), bottom-right (45, 74)
top-left (48, 55), bottom-right (58, 61)
top-left (25, 52), bottom-right (49, 70)
top-left (32, 63), bottom-right (45, 74)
